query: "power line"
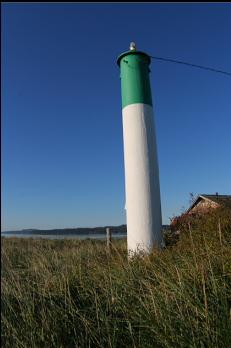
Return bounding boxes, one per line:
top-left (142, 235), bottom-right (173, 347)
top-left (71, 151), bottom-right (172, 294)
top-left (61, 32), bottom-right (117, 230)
top-left (150, 55), bottom-right (231, 76)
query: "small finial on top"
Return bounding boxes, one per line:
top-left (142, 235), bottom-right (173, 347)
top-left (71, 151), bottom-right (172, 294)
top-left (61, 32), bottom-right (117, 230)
top-left (130, 42), bottom-right (136, 51)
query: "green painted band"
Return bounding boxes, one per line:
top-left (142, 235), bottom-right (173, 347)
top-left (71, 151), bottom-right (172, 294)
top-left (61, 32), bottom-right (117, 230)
top-left (117, 51), bottom-right (152, 108)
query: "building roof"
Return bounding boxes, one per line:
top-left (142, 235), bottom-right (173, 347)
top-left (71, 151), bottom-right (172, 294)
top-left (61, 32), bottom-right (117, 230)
top-left (187, 194), bottom-right (231, 213)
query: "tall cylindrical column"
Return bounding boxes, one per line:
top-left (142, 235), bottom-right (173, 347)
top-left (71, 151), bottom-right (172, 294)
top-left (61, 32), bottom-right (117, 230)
top-left (117, 43), bottom-right (164, 254)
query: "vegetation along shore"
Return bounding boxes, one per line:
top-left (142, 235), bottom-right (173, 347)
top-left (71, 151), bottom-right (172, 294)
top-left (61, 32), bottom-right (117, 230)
top-left (1, 207), bottom-right (231, 347)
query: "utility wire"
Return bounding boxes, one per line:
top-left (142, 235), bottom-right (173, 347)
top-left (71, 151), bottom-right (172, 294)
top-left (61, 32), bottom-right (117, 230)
top-left (150, 55), bottom-right (231, 76)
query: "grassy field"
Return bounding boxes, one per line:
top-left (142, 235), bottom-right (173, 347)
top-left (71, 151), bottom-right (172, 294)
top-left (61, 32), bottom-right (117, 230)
top-left (1, 208), bottom-right (231, 348)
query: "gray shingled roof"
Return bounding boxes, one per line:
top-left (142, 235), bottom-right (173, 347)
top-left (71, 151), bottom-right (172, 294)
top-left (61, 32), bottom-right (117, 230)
top-left (201, 194), bottom-right (231, 208)
top-left (187, 194), bottom-right (231, 212)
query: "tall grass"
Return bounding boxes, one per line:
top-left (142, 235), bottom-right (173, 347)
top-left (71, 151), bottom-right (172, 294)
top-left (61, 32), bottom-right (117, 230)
top-left (1, 208), bottom-right (231, 347)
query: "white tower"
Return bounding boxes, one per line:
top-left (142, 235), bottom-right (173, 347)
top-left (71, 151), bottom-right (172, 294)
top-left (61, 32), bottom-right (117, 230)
top-left (117, 43), bottom-right (164, 255)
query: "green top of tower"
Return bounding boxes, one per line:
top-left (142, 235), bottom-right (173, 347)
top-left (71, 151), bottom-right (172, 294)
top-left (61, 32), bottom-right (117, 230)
top-left (117, 44), bottom-right (153, 109)
top-left (117, 50), bottom-right (151, 67)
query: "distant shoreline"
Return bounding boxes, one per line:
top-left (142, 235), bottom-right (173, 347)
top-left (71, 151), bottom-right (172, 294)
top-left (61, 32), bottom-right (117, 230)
top-left (2, 225), bottom-right (170, 235)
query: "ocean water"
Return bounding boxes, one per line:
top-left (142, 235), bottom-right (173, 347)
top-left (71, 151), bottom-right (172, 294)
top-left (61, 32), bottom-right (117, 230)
top-left (1, 233), bottom-right (127, 240)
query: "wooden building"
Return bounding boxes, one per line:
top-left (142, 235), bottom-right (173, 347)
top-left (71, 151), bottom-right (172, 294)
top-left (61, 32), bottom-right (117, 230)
top-left (186, 194), bottom-right (231, 215)
top-left (170, 194), bottom-right (231, 231)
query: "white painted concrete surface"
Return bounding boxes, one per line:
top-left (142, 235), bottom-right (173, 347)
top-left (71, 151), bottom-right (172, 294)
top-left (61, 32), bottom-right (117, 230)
top-left (122, 103), bottom-right (164, 254)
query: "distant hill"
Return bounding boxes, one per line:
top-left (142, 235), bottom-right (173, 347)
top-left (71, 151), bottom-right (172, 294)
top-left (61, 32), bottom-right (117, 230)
top-left (2, 225), bottom-right (127, 235)
top-left (2, 225), bottom-right (170, 235)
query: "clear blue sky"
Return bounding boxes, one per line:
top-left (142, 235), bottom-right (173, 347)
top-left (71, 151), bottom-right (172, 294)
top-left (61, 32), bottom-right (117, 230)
top-left (2, 3), bottom-right (231, 231)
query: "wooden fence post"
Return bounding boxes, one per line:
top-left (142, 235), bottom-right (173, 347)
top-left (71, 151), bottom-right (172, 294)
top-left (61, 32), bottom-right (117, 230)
top-left (106, 227), bottom-right (112, 252)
